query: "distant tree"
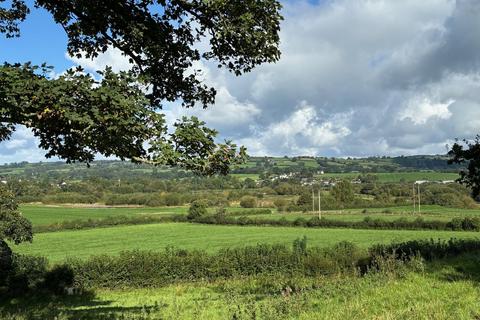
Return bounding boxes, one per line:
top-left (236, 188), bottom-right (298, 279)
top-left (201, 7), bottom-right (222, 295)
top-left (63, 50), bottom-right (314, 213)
top-left (187, 200), bottom-right (208, 220)
top-left (243, 178), bottom-right (256, 189)
top-left (0, 0), bottom-right (283, 175)
top-left (448, 136), bottom-right (480, 198)
top-left (274, 182), bottom-right (295, 195)
top-left (240, 196), bottom-right (257, 208)
top-left (331, 180), bottom-right (355, 205)
top-left (296, 192), bottom-right (312, 207)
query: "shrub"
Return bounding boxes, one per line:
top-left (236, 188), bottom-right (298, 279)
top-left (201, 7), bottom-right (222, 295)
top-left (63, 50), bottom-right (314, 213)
top-left (274, 199), bottom-right (290, 212)
top-left (187, 200), bottom-right (208, 220)
top-left (240, 196), bottom-right (257, 208)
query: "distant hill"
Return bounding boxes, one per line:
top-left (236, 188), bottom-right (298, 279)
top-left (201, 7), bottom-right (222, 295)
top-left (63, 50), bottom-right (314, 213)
top-left (0, 155), bottom-right (462, 181)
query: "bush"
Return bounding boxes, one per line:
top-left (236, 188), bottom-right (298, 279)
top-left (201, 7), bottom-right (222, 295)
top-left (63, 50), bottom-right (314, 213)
top-left (187, 200), bottom-right (208, 220)
top-left (240, 196), bottom-right (257, 208)
top-left (273, 199), bottom-right (290, 212)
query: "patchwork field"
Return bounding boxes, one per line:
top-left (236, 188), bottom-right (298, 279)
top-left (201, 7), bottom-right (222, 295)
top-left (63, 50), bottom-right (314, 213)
top-left (6, 202), bottom-right (480, 319)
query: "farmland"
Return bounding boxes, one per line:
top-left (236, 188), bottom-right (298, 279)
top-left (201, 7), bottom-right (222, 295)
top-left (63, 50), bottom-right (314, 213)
top-left (15, 221), bottom-right (480, 262)
top-left (3, 159), bottom-right (480, 319)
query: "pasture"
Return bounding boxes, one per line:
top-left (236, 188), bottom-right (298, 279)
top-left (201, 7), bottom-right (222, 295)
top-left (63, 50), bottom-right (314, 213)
top-left (21, 203), bottom-right (480, 227)
top-left (14, 222), bottom-right (480, 262)
top-left (20, 204), bottom-right (187, 226)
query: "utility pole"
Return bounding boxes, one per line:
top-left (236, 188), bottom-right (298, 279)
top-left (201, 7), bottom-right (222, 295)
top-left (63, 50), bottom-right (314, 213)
top-left (412, 183), bottom-right (415, 214)
top-left (418, 183), bottom-right (421, 214)
top-left (318, 189), bottom-right (321, 219)
top-left (312, 189), bottom-right (315, 213)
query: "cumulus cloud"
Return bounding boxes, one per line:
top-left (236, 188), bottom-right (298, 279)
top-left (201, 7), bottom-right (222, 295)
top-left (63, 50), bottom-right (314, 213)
top-left (238, 101), bottom-right (352, 156)
top-left (66, 47), bottom-right (132, 73)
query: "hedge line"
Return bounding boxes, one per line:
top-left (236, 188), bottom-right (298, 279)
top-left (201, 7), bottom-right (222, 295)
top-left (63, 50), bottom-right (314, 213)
top-left (68, 237), bottom-right (480, 289)
top-left (33, 215), bottom-right (188, 233)
top-left (68, 241), bottom-right (365, 289)
top-left (194, 215), bottom-right (480, 232)
top-left (370, 238), bottom-right (480, 261)
top-left (3, 238), bottom-right (480, 295)
top-left (34, 213), bottom-right (480, 233)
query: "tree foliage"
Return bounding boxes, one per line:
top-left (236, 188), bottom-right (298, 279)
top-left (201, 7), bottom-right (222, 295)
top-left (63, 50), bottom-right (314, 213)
top-left (448, 136), bottom-right (480, 198)
top-left (0, 185), bottom-right (33, 286)
top-left (0, 185), bottom-right (32, 245)
top-left (331, 180), bottom-right (355, 205)
top-left (187, 199), bottom-right (208, 220)
top-left (0, 0), bottom-right (283, 174)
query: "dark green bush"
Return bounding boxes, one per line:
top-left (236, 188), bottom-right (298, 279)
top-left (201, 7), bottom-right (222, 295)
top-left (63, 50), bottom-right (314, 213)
top-left (187, 200), bottom-right (208, 220)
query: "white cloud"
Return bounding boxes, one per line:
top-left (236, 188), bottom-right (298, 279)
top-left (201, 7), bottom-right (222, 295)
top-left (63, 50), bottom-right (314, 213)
top-left (66, 47), bottom-right (132, 73)
top-left (239, 101), bottom-right (352, 156)
top-left (399, 98), bottom-right (453, 125)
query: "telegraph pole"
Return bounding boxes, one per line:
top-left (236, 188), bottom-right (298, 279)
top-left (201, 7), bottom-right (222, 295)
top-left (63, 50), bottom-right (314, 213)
top-left (312, 189), bottom-right (315, 213)
top-left (418, 183), bottom-right (421, 214)
top-left (318, 189), bottom-right (321, 219)
top-left (412, 183), bottom-right (416, 214)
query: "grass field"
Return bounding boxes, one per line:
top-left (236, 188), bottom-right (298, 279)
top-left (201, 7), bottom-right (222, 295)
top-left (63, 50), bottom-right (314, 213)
top-left (20, 204), bottom-right (187, 226)
top-left (14, 223), bottom-right (480, 262)
top-left (22, 203), bottom-right (480, 226)
top-left (255, 205), bottom-right (480, 222)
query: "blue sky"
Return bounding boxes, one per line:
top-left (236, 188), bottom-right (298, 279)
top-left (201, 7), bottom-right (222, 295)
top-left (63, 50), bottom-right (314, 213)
top-left (2, 0), bottom-right (480, 164)
top-left (0, 3), bottom-right (68, 69)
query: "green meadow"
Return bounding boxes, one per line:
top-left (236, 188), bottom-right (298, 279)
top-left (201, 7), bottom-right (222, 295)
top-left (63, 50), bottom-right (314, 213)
top-left (14, 222), bottom-right (480, 262)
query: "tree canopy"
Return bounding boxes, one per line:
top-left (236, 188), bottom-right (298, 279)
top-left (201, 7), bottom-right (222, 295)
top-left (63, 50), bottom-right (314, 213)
top-left (0, 0), bottom-right (283, 174)
top-left (448, 136), bottom-right (480, 198)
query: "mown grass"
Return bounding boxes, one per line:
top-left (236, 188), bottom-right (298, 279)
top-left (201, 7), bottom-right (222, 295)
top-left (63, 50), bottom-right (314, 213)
top-left (19, 204), bottom-right (187, 226)
top-left (2, 253), bottom-right (480, 319)
top-left (13, 223), bottom-right (480, 262)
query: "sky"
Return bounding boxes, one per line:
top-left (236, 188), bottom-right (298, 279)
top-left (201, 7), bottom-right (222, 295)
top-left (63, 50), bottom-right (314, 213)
top-left (1, 0), bottom-right (480, 163)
